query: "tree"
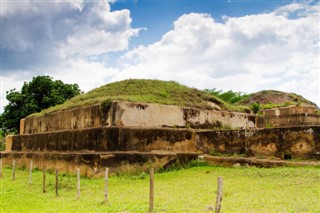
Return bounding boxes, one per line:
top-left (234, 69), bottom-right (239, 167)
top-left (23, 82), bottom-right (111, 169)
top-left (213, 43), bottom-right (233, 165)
top-left (0, 76), bottom-right (81, 133)
top-left (205, 88), bottom-right (250, 104)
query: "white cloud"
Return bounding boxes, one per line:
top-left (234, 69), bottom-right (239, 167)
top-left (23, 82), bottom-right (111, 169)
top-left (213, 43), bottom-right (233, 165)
top-left (274, 2), bottom-right (306, 17)
top-left (61, 2), bottom-right (140, 57)
top-left (0, 0), bottom-right (140, 112)
top-left (48, 59), bottom-right (118, 92)
top-left (113, 3), bottom-right (320, 106)
top-left (1, 1), bottom-right (319, 113)
top-left (1, 0), bottom-right (140, 72)
top-left (0, 71), bottom-right (34, 113)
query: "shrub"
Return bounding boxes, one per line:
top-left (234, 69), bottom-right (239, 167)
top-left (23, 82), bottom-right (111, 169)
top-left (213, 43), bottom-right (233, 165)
top-left (251, 102), bottom-right (260, 114)
top-left (101, 98), bottom-right (112, 112)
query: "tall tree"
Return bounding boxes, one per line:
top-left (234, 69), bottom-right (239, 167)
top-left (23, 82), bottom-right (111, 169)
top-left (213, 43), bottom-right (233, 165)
top-left (0, 76), bottom-right (81, 133)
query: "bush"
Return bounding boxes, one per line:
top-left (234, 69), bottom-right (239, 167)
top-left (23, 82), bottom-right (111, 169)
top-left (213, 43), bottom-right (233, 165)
top-left (158, 159), bottom-right (210, 173)
top-left (251, 102), bottom-right (260, 114)
top-left (101, 98), bottom-right (112, 112)
top-left (0, 130), bottom-right (5, 151)
top-left (0, 140), bottom-right (5, 151)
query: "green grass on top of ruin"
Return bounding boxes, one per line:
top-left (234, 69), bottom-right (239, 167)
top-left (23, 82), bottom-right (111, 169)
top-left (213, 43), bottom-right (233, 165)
top-left (29, 79), bottom-right (250, 117)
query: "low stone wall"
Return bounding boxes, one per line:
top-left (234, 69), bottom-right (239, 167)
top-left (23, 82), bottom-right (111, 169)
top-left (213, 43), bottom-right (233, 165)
top-left (257, 106), bottom-right (320, 128)
top-left (22, 101), bottom-right (256, 134)
top-left (196, 126), bottom-right (320, 159)
top-left (7, 126), bottom-right (320, 160)
top-left (23, 104), bottom-right (105, 134)
top-left (264, 105), bottom-right (316, 116)
top-left (0, 151), bottom-right (198, 177)
top-left (11, 127), bottom-right (195, 152)
top-left (258, 114), bottom-right (320, 128)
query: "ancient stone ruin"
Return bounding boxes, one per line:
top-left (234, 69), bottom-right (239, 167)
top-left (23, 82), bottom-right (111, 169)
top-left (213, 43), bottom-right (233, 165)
top-left (2, 98), bottom-right (319, 176)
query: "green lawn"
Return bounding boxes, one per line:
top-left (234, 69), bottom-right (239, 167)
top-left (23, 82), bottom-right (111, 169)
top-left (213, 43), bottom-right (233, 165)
top-left (1, 165), bottom-right (319, 212)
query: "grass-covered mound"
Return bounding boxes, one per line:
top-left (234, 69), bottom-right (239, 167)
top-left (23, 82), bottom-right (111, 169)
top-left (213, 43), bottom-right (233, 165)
top-left (31, 79), bottom-right (238, 116)
top-left (237, 90), bottom-right (318, 109)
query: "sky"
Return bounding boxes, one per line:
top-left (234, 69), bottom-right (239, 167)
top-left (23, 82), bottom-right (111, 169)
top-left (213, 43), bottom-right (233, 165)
top-left (1, 0), bottom-right (319, 112)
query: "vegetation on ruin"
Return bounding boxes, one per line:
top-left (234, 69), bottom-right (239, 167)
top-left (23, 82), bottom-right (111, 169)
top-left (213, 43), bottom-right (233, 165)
top-left (0, 130), bottom-right (5, 151)
top-left (30, 79), bottom-right (251, 116)
top-left (205, 88), bottom-right (250, 104)
top-left (2, 78), bottom-right (316, 121)
top-left (237, 90), bottom-right (317, 107)
top-left (1, 165), bottom-right (319, 212)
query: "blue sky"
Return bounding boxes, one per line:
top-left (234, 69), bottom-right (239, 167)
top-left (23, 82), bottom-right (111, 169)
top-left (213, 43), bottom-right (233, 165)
top-left (111, 0), bottom-right (292, 47)
top-left (1, 0), bottom-right (319, 111)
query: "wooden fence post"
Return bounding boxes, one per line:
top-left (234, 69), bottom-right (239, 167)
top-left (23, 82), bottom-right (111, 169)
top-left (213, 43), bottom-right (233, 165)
top-left (215, 177), bottom-right (223, 213)
top-left (55, 168), bottom-right (59, 197)
top-left (29, 160), bottom-right (33, 184)
top-left (0, 158), bottom-right (2, 178)
top-left (77, 168), bottom-right (80, 199)
top-left (12, 159), bottom-right (16, 181)
top-left (149, 168), bottom-right (154, 212)
top-left (42, 165), bottom-right (46, 193)
top-left (104, 167), bottom-right (109, 203)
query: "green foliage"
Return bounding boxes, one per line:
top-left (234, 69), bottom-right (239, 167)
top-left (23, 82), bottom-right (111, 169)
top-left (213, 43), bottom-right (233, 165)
top-left (224, 103), bottom-right (251, 113)
top-left (261, 101), bottom-right (296, 110)
top-left (32, 79), bottom-right (232, 116)
top-left (131, 172), bottom-right (147, 180)
top-left (205, 88), bottom-right (250, 104)
top-left (159, 159), bottom-right (209, 173)
top-left (185, 159), bottom-right (210, 167)
top-left (0, 129), bottom-right (5, 151)
top-left (101, 98), bottom-right (112, 112)
top-left (265, 123), bottom-right (274, 128)
top-left (251, 102), bottom-right (260, 114)
top-left (0, 76), bottom-right (81, 133)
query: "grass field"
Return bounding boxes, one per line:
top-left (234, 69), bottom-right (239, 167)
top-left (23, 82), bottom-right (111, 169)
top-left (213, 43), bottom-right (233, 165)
top-left (1, 165), bottom-right (319, 213)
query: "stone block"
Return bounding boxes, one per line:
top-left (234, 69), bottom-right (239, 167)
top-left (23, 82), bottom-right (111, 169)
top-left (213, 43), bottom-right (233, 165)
top-left (5, 135), bottom-right (13, 151)
top-left (20, 118), bottom-right (25, 135)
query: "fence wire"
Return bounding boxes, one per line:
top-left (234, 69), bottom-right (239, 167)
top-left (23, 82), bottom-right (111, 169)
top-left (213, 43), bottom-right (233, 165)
top-left (0, 159), bottom-right (218, 213)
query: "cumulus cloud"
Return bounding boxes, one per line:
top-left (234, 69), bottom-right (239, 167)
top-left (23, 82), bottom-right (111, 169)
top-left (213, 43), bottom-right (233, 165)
top-left (113, 2), bottom-right (320, 105)
top-left (0, 0), bottom-right (140, 111)
top-left (0, 0), bottom-right (139, 73)
top-left (60, 2), bottom-right (139, 57)
top-left (49, 59), bottom-right (119, 92)
top-left (1, 1), bottom-right (319, 112)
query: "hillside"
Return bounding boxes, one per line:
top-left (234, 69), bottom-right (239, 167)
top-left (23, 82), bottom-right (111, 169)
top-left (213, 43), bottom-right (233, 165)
top-left (29, 81), bottom-right (317, 117)
top-left (237, 90), bottom-right (317, 108)
top-left (30, 79), bottom-right (237, 116)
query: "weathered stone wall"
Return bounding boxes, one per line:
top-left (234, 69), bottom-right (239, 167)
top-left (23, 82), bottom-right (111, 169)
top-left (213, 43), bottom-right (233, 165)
top-left (196, 126), bottom-right (320, 159)
top-left (7, 126), bottom-right (320, 160)
top-left (23, 105), bottom-right (105, 134)
top-left (0, 151), bottom-right (198, 177)
top-left (22, 101), bottom-right (256, 134)
top-left (11, 127), bottom-right (196, 152)
top-left (258, 106), bottom-right (320, 128)
top-left (264, 105), bottom-right (316, 116)
top-left (112, 101), bottom-right (256, 129)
